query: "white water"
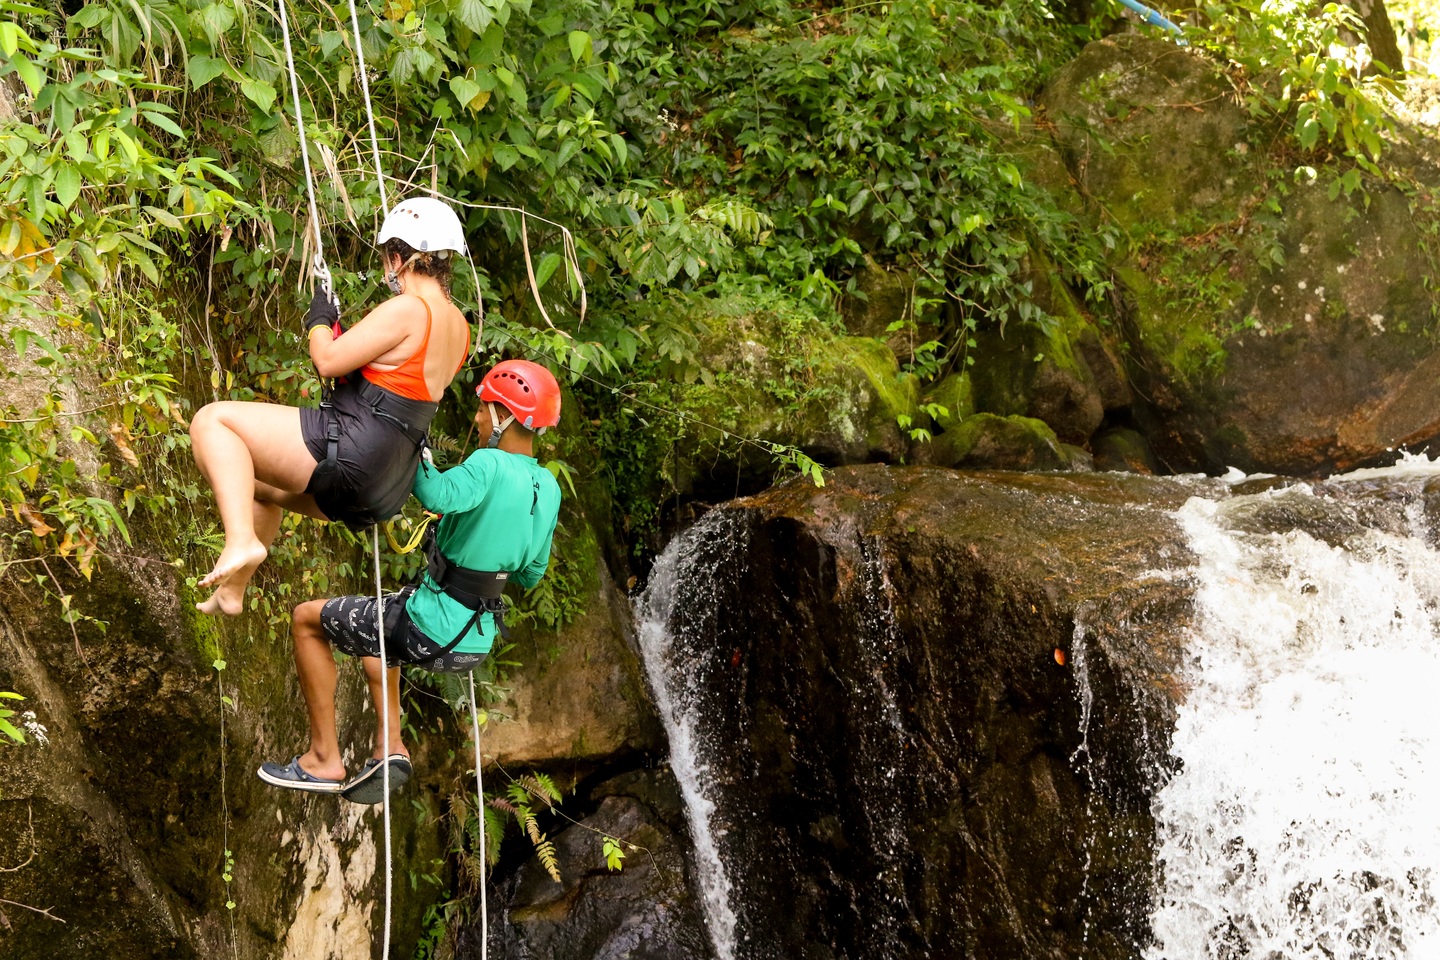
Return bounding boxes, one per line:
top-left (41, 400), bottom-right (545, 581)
top-left (635, 512), bottom-right (741, 960)
top-left (1148, 468), bottom-right (1440, 959)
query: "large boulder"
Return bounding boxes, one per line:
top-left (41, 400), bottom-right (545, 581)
top-left (633, 466), bottom-right (1210, 959)
top-left (0, 531), bottom-right (449, 959)
top-left (655, 290), bottom-right (919, 496)
top-left (1040, 34), bottom-right (1440, 474)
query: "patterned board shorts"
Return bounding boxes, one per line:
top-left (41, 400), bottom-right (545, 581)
top-left (319, 593), bottom-right (487, 674)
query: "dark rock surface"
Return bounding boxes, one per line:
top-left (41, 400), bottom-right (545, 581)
top-left (638, 465), bottom-right (1213, 959)
top-left (466, 768), bottom-right (709, 960)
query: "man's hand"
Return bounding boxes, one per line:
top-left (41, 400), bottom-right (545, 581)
top-left (305, 285), bottom-right (339, 334)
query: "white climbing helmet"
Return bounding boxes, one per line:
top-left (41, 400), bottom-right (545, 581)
top-left (376, 196), bottom-right (468, 256)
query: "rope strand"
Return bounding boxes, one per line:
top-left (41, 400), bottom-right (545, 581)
top-left (372, 528), bottom-right (394, 953)
top-left (469, 672), bottom-right (488, 960)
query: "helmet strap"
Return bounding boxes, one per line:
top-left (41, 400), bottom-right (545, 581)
top-left (485, 402), bottom-right (516, 449)
top-left (385, 252), bottom-right (423, 295)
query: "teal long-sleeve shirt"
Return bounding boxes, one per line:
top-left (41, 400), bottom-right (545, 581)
top-left (406, 448), bottom-right (562, 655)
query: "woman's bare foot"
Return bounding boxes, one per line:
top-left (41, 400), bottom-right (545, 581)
top-left (195, 540), bottom-right (268, 616)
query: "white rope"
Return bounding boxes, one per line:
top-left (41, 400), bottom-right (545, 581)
top-left (345, 0), bottom-right (389, 213)
top-left (468, 671), bottom-right (488, 960)
top-left (275, 0), bottom-right (332, 297)
top-left (372, 527), bottom-right (395, 953)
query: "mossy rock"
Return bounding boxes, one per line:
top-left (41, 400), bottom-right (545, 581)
top-left (1093, 426), bottom-right (1160, 474)
top-left (659, 290), bottom-right (918, 495)
top-left (1040, 33), bottom-right (1440, 474)
top-left (1041, 35), bottom-right (1259, 232)
top-left (923, 413), bottom-right (1075, 471)
top-left (923, 372), bottom-right (975, 429)
top-left (968, 260), bottom-right (1123, 444)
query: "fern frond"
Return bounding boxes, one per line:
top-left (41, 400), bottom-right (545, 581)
top-left (525, 813), bottom-right (542, 846)
top-left (536, 836), bottom-right (561, 883)
top-left (529, 771), bottom-right (563, 804)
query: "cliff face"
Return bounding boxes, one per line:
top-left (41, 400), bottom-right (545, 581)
top-left (0, 529), bottom-right (445, 959)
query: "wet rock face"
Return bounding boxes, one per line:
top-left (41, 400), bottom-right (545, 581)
top-left (644, 465), bottom-right (1206, 959)
top-left (1040, 34), bottom-right (1440, 475)
top-left (468, 769), bottom-right (709, 960)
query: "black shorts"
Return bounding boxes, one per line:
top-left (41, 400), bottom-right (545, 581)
top-left (301, 377), bottom-right (438, 529)
top-left (319, 593), bottom-right (487, 674)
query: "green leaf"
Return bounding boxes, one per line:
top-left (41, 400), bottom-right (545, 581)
top-left (186, 55), bottom-right (228, 90)
top-left (239, 78), bottom-right (277, 113)
top-left (143, 110), bottom-right (185, 139)
top-left (534, 251), bottom-right (561, 289)
top-left (0, 717), bottom-right (25, 744)
top-left (449, 75), bottom-right (490, 111)
top-left (492, 142), bottom-right (520, 170)
top-left (0, 21), bottom-right (24, 57)
top-left (53, 163), bottom-right (81, 209)
top-left (567, 30), bottom-right (591, 63)
top-left (143, 205), bottom-right (183, 229)
top-left (213, 659), bottom-right (227, 671)
top-left (10, 52), bottom-right (44, 96)
top-left (452, 0), bottom-right (493, 33)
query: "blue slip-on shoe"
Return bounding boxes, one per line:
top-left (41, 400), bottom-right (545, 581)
top-left (340, 754), bottom-right (412, 805)
top-left (258, 756), bottom-right (345, 795)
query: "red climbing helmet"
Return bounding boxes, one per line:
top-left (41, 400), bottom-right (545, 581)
top-left (477, 360), bottom-right (561, 431)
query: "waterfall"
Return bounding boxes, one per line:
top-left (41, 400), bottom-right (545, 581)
top-left (635, 511), bottom-right (746, 960)
top-left (634, 510), bottom-right (917, 959)
top-left (1148, 464), bottom-right (1440, 959)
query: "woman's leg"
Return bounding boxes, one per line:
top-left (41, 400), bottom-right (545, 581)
top-left (190, 401), bottom-right (318, 615)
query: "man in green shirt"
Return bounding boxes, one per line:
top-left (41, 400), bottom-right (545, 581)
top-left (258, 360), bottom-right (563, 803)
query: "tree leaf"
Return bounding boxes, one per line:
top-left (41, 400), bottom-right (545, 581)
top-left (492, 142), bottom-right (520, 170)
top-left (143, 110), bottom-right (185, 139)
top-left (451, 0), bottom-right (492, 34)
top-left (187, 55), bottom-right (227, 90)
top-left (11, 53), bottom-right (44, 96)
top-left (534, 251), bottom-right (561, 289)
top-left (53, 162), bottom-right (81, 209)
top-left (239, 78), bottom-right (277, 113)
top-left (567, 30), bottom-right (591, 63)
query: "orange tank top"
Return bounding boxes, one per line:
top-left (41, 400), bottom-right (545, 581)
top-left (361, 296), bottom-right (468, 402)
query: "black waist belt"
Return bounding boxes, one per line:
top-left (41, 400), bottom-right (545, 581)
top-left (424, 531), bottom-right (511, 652)
top-left (321, 376), bottom-right (440, 464)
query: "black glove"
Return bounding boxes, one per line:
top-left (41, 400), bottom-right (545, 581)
top-left (305, 286), bottom-right (339, 334)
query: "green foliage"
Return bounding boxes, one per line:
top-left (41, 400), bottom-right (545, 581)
top-left (1193, 0), bottom-right (1400, 191)
top-left (0, 691), bottom-right (28, 744)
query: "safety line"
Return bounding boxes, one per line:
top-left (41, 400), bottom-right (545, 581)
top-left (372, 527), bottom-right (395, 952)
top-left (275, 0), bottom-right (328, 280)
top-left (346, 0), bottom-right (390, 213)
top-left (468, 671), bottom-right (489, 960)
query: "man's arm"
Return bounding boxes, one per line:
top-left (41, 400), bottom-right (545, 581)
top-left (516, 481), bottom-right (561, 589)
top-left (412, 452), bottom-right (495, 515)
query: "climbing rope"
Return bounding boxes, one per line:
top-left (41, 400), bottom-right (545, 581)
top-left (372, 527), bottom-right (395, 950)
top-left (275, 0), bottom-right (332, 298)
top-left (468, 671), bottom-right (489, 960)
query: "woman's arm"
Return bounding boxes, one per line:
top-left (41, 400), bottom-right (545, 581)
top-left (308, 296), bottom-right (424, 378)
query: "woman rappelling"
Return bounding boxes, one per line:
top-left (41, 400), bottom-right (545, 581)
top-left (189, 197), bottom-right (472, 616)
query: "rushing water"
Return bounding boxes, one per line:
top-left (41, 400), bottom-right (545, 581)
top-left (635, 510), bottom-right (746, 960)
top-left (1148, 463), bottom-right (1440, 959)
